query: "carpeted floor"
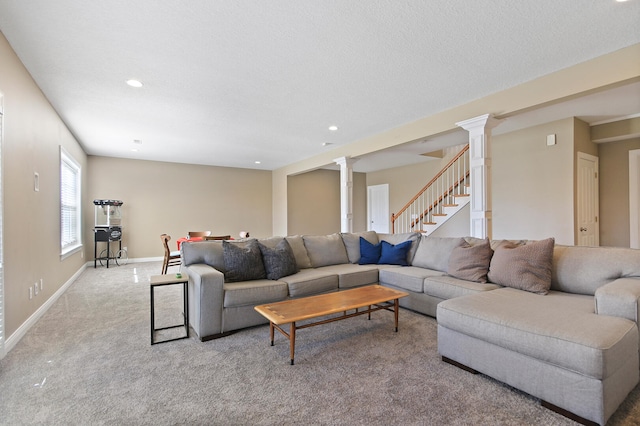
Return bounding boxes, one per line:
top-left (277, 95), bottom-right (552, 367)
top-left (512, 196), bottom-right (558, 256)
top-left (1, 261), bottom-right (638, 425)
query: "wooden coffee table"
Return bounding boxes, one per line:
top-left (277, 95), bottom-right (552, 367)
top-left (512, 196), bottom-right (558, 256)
top-left (254, 284), bottom-right (408, 365)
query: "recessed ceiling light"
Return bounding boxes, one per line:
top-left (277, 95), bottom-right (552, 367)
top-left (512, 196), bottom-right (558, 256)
top-left (255, 161), bottom-right (261, 164)
top-left (328, 125), bottom-right (338, 131)
top-left (130, 148), bottom-right (139, 152)
top-left (322, 142), bottom-right (333, 146)
top-left (133, 139), bottom-right (142, 144)
top-left (126, 79), bottom-right (143, 88)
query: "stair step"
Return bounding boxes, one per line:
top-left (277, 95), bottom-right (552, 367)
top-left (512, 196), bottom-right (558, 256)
top-left (442, 204), bottom-right (458, 207)
top-left (423, 222), bottom-right (437, 225)
top-left (453, 193), bottom-right (470, 197)
top-left (433, 213), bottom-right (447, 217)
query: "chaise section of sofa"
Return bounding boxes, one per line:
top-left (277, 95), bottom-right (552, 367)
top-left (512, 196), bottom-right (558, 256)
top-left (437, 244), bottom-right (640, 425)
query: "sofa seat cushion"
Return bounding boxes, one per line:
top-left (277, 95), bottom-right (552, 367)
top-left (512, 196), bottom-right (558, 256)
top-left (317, 264), bottom-right (379, 289)
top-left (437, 288), bottom-right (638, 380)
top-left (379, 266), bottom-right (445, 293)
top-left (423, 275), bottom-right (501, 300)
top-left (223, 279), bottom-right (289, 308)
top-left (279, 268), bottom-right (339, 298)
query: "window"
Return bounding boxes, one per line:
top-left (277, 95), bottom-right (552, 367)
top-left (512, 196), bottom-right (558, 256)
top-left (60, 147), bottom-right (82, 257)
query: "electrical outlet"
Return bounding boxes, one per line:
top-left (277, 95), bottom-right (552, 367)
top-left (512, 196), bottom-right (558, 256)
top-left (34, 282), bottom-right (39, 296)
top-left (29, 287), bottom-right (33, 300)
top-left (40, 278), bottom-right (44, 291)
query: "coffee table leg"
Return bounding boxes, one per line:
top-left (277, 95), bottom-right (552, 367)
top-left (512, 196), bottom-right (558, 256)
top-left (394, 298), bottom-right (399, 332)
top-left (269, 321), bottom-right (275, 346)
top-left (290, 322), bottom-right (296, 365)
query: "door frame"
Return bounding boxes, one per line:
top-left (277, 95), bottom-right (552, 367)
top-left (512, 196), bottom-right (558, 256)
top-left (576, 152), bottom-right (599, 246)
top-left (630, 149), bottom-right (640, 249)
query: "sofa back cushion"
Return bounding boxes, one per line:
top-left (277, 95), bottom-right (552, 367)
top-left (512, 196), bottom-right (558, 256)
top-left (551, 245), bottom-right (640, 295)
top-left (378, 232), bottom-right (421, 265)
top-left (182, 240), bottom-right (225, 270)
top-left (285, 235), bottom-right (313, 269)
top-left (488, 238), bottom-right (555, 295)
top-left (341, 231), bottom-right (379, 263)
top-left (411, 236), bottom-right (465, 272)
top-left (303, 234), bottom-right (349, 267)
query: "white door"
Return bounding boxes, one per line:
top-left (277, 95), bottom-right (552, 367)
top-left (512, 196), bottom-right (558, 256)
top-left (577, 152), bottom-right (599, 247)
top-left (367, 184), bottom-right (389, 233)
top-left (630, 150), bottom-right (640, 249)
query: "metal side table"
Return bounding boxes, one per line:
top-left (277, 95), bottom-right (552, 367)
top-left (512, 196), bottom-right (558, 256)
top-left (149, 274), bottom-right (189, 345)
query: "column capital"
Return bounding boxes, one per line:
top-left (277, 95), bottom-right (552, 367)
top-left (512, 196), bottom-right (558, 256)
top-left (455, 113), bottom-right (503, 132)
top-left (333, 156), bottom-right (358, 167)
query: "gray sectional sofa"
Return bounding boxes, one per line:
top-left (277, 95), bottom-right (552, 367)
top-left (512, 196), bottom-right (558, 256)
top-left (181, 231), bottom-right (640, 425)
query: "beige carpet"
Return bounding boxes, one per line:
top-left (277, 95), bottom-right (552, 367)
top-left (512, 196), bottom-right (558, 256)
top-left (1, 261), bottom-right (638, 425)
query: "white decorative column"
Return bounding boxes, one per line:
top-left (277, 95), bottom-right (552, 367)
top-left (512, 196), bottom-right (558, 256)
top-left (456, 114), bottom-right (502, 239)
top-left (334, 156), bottom-right (357, 233)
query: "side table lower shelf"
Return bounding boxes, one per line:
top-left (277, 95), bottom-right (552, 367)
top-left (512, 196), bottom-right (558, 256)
top-left (149, 274), bottom-right (189, 345)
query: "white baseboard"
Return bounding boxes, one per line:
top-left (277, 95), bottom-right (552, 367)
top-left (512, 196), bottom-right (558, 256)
top-left (3, 256), bottom-right (165, 357)
top-left (5, 263), bottom-right (88, 354)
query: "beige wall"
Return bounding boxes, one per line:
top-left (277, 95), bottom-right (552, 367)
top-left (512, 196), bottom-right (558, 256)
top-left (0, 32), bottom-right (88, 338)
top-left (431, 205), bottom-right (470, 238)
top-left (599, 138), bottom-right (640, 247)
top-left (86, 156), bottom-right (273, 259)
top-left (493, 118), bottom-right (576, 244)
top-left (287, 169), bottom-right (366, 235)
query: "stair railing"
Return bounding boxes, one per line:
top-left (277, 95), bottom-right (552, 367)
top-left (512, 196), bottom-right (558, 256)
top-left (391, 145), bottom-right (469, 233)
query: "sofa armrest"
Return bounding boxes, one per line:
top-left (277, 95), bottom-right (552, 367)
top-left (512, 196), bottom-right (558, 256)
top-left (595, 278), bottom-right (640, 324)
top-left (183, 264), bottom-right (225, 340)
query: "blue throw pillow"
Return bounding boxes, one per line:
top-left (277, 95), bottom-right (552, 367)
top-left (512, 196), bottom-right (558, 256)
top-left (358, 237), bottom-right (382, 264)
top-left (378, 240), bottom-right (412, 266)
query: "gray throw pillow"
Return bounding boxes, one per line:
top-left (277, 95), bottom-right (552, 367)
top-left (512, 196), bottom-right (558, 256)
top-left (259, 239), bottom-right (299, 280)
top-left (447, 239), bottom-right (493, 283)
top-left (222, 240), bottom-right (266, 282)
top-left (487, 238), bottom-right (555, 295)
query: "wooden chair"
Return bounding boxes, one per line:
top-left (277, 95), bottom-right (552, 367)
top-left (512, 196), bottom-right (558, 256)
top-left (188, 231), bottom-right (212, 238)
top-left (203, 235), bottom-right (231, 241)
top-left (161, 234), bottom-right (182, 274)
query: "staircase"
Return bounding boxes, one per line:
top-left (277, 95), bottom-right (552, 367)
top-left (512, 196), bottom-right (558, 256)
top-left (391, 145), bottom-right (470, 235)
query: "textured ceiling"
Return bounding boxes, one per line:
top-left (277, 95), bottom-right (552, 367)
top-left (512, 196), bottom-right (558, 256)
top-left (0, 0), bottom-right (639, 171)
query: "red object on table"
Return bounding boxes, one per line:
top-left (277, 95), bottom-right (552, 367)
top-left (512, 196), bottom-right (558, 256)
top-left (176, 237), bottom-right (203, 250)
